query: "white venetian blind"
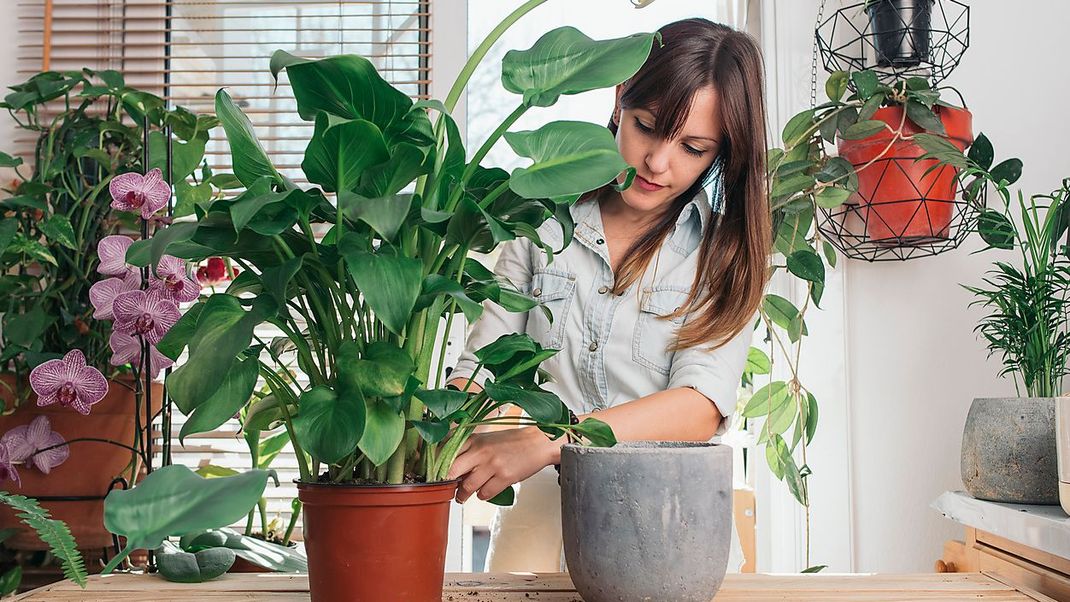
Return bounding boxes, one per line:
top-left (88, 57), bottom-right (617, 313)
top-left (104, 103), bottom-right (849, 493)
top-left (16, 0), bottom-right (433, 539)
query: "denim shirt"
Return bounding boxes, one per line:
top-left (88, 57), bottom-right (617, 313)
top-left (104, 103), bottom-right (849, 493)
top-left (451, 188), bottom-right (751, 436)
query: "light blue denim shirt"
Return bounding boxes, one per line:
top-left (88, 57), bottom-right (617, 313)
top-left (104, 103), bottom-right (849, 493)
top-left (451, 187), bottom-right (751, 435)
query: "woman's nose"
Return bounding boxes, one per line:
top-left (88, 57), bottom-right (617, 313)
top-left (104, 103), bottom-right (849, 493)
top-left (645, 140), bottom-right (672, 175)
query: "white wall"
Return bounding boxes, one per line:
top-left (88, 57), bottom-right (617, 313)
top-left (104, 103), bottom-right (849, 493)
top-left (840, 0), bottom-right (1066, 572)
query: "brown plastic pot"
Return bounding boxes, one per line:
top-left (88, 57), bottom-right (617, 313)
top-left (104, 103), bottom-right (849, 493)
top-left (838, 104), bottom-right (973, 244)
top-left (0, 374), bottom-right (161, 550)
top-left (297, 479), bottom-right (458, 602)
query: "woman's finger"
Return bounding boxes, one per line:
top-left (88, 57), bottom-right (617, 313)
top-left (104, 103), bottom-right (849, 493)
top-left (456, 466), bottom-right (494, 504)
top-left (477, 476), bottom-right (513, 502)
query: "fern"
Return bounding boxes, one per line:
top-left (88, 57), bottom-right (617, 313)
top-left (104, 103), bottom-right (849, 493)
top-left (0, 493), bottom-right (87, 587)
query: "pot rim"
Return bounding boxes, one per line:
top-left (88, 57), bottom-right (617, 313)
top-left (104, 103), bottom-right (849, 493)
top-left (562, 441), bottom-right (730, 454)
top-left (294, 477), bottom-right (460, 490)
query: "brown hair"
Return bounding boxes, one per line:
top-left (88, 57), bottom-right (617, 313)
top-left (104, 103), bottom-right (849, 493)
top-left (587, 18), bottom-right (772, 351)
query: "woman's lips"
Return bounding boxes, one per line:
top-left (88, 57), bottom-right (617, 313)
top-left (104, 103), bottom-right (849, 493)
top-left (635, 174), bottom-right (664, 192)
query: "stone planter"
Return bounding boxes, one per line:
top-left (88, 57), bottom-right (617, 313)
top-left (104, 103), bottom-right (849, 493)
top-left (961, 397), bottom-right (1059, 505)
top-left (560, 442), bottom-right (732, 602)
top-left (1056, 398), bottom-right (1070, 515)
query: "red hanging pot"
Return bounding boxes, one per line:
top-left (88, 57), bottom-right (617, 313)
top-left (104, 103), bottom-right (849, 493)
top-left (838, 104), bottom-right (973, 244)
top-left (297, 479), bottom-right (458, 602)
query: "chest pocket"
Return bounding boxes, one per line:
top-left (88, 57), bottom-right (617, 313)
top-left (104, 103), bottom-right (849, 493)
top-left (527, 269), bottom-right (577, 350)
top-left (633, 287), bottom-right (689, 375)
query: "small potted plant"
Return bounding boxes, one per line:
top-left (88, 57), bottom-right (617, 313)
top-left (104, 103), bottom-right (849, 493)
top-left (128, 5), bottom-right (651, 600)
top-left (0, 69), bottom-right (219, 551)
top-left (864, 0), bottom-right (935, 67)
top-left (959, 161), bottom-right (1069, 506)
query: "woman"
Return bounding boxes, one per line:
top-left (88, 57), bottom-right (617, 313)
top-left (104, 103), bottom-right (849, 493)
top-left (447, 17), bottom-right (771, 571)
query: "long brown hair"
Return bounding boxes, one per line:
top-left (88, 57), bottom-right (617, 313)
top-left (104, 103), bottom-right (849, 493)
top-left (589, 18), bottom-right (771, 351)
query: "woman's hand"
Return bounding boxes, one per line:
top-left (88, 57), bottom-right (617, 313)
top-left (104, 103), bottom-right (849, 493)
top-left (446, 427), bottom-right (563, 504)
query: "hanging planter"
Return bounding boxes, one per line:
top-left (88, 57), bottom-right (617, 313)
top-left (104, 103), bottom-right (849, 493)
top-left (865, 0), bottom-right (936, 67)
top-left (837, 104), bottom-right (973, 245)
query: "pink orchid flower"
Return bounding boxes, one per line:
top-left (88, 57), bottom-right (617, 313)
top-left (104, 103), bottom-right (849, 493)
top-left (149, 255), bottom-right (201, 303)
top-left (0, 444), bottom-right (20, 486)
top-left (109, 332), bottom-right (173, 380)
top-left (2, 415), bottom-right (69, 475)
top-left (112, 289), bottom-right (180, 345)
top-left (89, 271), bottom-right (141, 320)
top-left (29, 349), bottom-right (109, 416)
top-left (109, 168), bottom-right (171, 219)
top-left (96, 235), bottom-right (135, 277)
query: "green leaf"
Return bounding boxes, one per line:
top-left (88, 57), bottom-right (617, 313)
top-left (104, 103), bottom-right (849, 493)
top-left (745, 347), bottom-right (771, 375)
top-left (990, 158), bottom-right (1024, 186)
top-left (303, 114), bottom-right (390, 193)
top-left (179, 355), bottom-right (260, 443)
top-left (415, 388), bottom-right (469, 420)
top-left (102, 466), bottom-right (269, 574)
top-left (782, 109), bottom-right (816, 146)
top-left (742, 381), bottom-right (789, 418)
top-left (292, 386), bottom-right (365, 465)
top-left (413, 419), bottom-right (450, 444)
top-left (484, 382), bottom-right (564, 423)
top-left (0, 220), bottom-right (17, 253)
top-left (339, 192), bottom-right (414, 242)
top-left (977, 210), bottom-right (1015, 250)
top-left (272, 51), bottom-right (433, 149)
top-left (0, 493), bottom-right (86, 587)
top-left (357, 400), bottom-right (405, 466)
top-left (850, 71), bottom-right (879, 99)
top-left (486, 485), bottom-right (515, 506)
top-left (501, 27), bottom-right (656, 108)
top-left (763, 294), bottom-right (800, 331)
top-left (39, 215), bottom-right (77, 249)
top-left (913, 133), bottom-right (968, 169)
top-left (571, 417), bottom-right (616, 447)
top-left (344, 251), bottom-right (423, 336)
top-left (167, 295), bottom-right (277, 412)
top-left (787, 249), bottom-right (824, 283)
top-left (968, 133), bottom-right (994, 171)
top-left (823, 241), bottom-right (838, 268)
top-left (191, 528), bottom-right (306, 573)
top-left (815, 186), bottom-right (851, 208)
top-left (905, 101), bottom-right (946, 135)
top-left (771, 173), bottom-right (816, 199)
top-left (337, 341), bottom-right (414, 399)
top-left (125, 221), bottom-right (200, 269)
top-left (842, 120), bottom-right (886, 140)
top-left (805, 392), bottom-right (819, 444)
top-left (802, 565), bottom-right (828, 574)
top-left (0, 566), bottom-right (21, 596)
top-left (825, 71), bottom-right (849, 102)
top-left (857, 94), bottom-right (883, 121)
top-left (195, 465), bottom-right (240, 478)
top-left (149, 130), bottom-right (206, 181)
top-left (0, 152), bottom-right (24, 168)
top-left (505, 121), bottom-right (628, 199)
top-left (215, 89), bottom-right (280, 188)
top-left (157, 301), bottom-right (205, 361)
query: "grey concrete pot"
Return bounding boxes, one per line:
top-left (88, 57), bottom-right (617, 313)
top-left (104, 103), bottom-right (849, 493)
top-left (961, 397), bottom-right (1059, 505)
top-left (560, 442), bottom-right (732, 602)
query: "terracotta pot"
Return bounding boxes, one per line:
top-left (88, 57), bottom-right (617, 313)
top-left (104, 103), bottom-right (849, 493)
top-left (838, 105), bottom-right (973, 244)
top-left (296, 480), bottom-right (457, 602)
top-left (0, 374), bottom-right (162, 550)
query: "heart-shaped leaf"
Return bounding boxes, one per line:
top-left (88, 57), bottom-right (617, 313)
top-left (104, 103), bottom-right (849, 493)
top-left (357, 400), bottom-right (406, 466)
top-left (292, 386), bottom-right (365, 465)
top-left (216, 89), bottom-right (280, 187)
top-left (344, 250), bottom-right (423, 336)
top-left (505, 121), bottom-right (628, 199)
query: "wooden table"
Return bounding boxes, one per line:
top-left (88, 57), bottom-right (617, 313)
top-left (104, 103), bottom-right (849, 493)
top-left (13, 571), bottom-right (1055, 601)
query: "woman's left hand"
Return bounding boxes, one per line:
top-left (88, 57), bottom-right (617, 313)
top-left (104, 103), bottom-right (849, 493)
top-left (446, 427), bottom-right (562, 503)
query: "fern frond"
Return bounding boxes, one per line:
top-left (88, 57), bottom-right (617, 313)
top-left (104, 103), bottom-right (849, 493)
top-left (0, 493), bottom-right (87, 587)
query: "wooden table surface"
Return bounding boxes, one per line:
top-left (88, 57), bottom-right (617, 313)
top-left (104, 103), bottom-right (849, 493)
top-left (13, 571), bottom-right (1056, 601)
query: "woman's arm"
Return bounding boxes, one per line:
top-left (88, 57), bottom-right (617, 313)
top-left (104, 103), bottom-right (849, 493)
top-left (446, 386), bottom-right (724, 503)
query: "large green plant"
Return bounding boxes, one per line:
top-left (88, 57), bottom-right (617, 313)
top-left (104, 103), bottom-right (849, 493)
top-left (0, 69), bottom-right (217, 401)
top-left (133, 8), bottom-right (649, 489)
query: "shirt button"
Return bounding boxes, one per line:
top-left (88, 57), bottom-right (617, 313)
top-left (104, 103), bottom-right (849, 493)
top-left (598, 286), bottom-right (609, 294)
top-left (596, 238), bottom-right (605, 245)
top-left (532, 288), bottom-right (542, 297)
top-left (588, 341), bottom-right (598, 352)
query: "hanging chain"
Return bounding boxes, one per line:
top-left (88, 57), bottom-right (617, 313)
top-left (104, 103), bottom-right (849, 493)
top-left (810, 0), bottom-right (828, 109)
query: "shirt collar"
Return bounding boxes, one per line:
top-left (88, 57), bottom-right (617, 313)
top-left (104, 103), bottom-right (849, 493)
top-left (568, 187), bottom-right (712, 256)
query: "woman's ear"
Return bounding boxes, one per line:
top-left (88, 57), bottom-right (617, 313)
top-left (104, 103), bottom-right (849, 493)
top-left (612, 82), bottom-right (624, 126)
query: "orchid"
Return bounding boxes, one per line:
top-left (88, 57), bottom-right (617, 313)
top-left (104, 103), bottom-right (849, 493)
top-left (149, 255), bottom-right (202, 303)
top-left (109, 168), bottom-right (171, 219)
top-left (112, 289), bottom-right (181, 345)
top-left (96, 235), bottom-right (135, 277)
top-left (109, 332), bottom-right (174, 379)
top-left (0, 444), bottom-right (19, 486)
top-left (89, 271), bottom-right (142, 320)
top-left (2, 415), bottom-right (70, 475)
top-left (196, 257), bottom-right (237, 287)
top-left (29, 349), bottom-right (109, 416)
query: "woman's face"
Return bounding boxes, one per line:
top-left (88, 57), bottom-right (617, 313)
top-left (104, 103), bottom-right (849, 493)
top-left (613, 85), bottom-right (723, 215)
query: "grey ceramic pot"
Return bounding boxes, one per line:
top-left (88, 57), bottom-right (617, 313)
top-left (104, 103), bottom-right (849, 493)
top-left (560, 442), bottom-right (732, 602)
top-left (961, 397), bottom-right (1059, 505)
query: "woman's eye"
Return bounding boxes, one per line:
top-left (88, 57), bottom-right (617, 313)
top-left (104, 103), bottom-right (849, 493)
top-left (633, 117), bottom-right (653, 133)
top-left (683, 144), bottom-right (706, 157)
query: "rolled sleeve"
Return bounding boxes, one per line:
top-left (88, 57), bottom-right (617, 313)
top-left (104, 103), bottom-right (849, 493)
top-left (667, 323), bottom-right (754, 436)
top-left (450, 238), bottom-right (533, 386)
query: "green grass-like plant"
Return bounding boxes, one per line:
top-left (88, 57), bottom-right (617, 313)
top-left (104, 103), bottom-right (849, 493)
top-left (0, 492), bottom-right (87, 587)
